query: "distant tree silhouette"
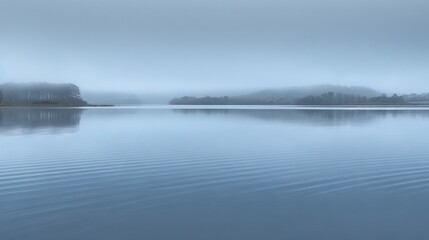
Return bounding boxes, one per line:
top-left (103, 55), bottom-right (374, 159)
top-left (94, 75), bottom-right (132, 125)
top-left (402, 93), bottom-right (429, 103)
top-left (170, 92), bottom-right (409, 105)
top-left (0, 89), bottom-right (3, 105)
top-left (0, 83), bottom-right (87, 105)
top-left (295, 92), bottom-right (407, 105)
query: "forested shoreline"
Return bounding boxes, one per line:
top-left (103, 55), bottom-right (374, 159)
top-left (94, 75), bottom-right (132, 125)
top-left (170, 86), bottom-right (429, 105)
top-left (170, 94), bottom-right (409, 105)
top-left (0, 83), bottom-right (88, 106)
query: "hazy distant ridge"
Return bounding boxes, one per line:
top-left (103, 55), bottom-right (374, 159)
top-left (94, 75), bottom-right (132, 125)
top-left (170, 85), bottom-right (422, 105)
top-left (245, 85), bottom-right (379, 99)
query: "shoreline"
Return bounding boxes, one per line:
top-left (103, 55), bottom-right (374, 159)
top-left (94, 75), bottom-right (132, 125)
top-left (0, 104), bottom-right (114, 108)
top-left (2, 104), bottom-right (429, 110)
top-left (167, 104), bottom-right (429, 108)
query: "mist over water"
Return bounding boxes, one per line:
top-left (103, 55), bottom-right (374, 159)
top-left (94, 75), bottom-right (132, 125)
top-left (2, 0), bottom-right (429, 238)
top-left (1, 106), bottom-right (429, 240)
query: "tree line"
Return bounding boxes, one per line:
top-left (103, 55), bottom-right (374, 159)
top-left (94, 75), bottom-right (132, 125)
top-left (0, 83), bottom-right (87, 106)
top-left (402, 93), bottom-right (429, 104)
top-left (170, 92), bottom-right (411, 105)
top-left (294, 92), bottom-right (406, 105)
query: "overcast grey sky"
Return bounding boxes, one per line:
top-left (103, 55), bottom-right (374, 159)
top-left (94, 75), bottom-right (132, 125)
top-left (1, 0), bottom-right (428, 94)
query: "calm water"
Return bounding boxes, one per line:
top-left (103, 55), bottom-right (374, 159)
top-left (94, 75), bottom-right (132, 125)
top-left (1, 106), bottom-right (429, 240)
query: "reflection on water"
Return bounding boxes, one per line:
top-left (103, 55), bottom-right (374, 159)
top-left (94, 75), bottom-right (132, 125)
top-left (1, 107), bottom-right (429, 240)
top-left (175, 108), bottom-right (429, 126)
top-left (0, 108), bottom-right (83, 135)
top-left (2, 107), bottom-right (429, 135)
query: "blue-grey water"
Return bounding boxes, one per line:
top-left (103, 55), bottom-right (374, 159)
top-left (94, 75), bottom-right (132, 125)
top-left (1, 106), bottom-right (429, 240)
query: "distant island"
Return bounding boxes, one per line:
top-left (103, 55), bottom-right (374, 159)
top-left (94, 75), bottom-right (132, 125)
top-left (170, 85), bottom-right (429, 105)
top-left (0, 83), bottom-right (88, 106)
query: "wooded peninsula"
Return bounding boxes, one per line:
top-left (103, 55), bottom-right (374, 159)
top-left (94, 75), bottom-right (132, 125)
top-left (0, 83), bottom-right (88, 106)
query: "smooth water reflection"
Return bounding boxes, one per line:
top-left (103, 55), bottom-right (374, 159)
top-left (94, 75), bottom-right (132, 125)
top-left (1, 106), bottom-right (429, 240)
top-left (0, 108), bottom-right (83, 135)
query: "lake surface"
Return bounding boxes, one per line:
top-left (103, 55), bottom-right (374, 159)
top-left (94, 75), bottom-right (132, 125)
top-left (1, 106), bottom-right (429, 240)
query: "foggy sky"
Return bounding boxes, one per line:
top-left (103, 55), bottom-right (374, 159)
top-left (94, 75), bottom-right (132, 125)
top-left (1, 0), bottom-right (428, 94)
